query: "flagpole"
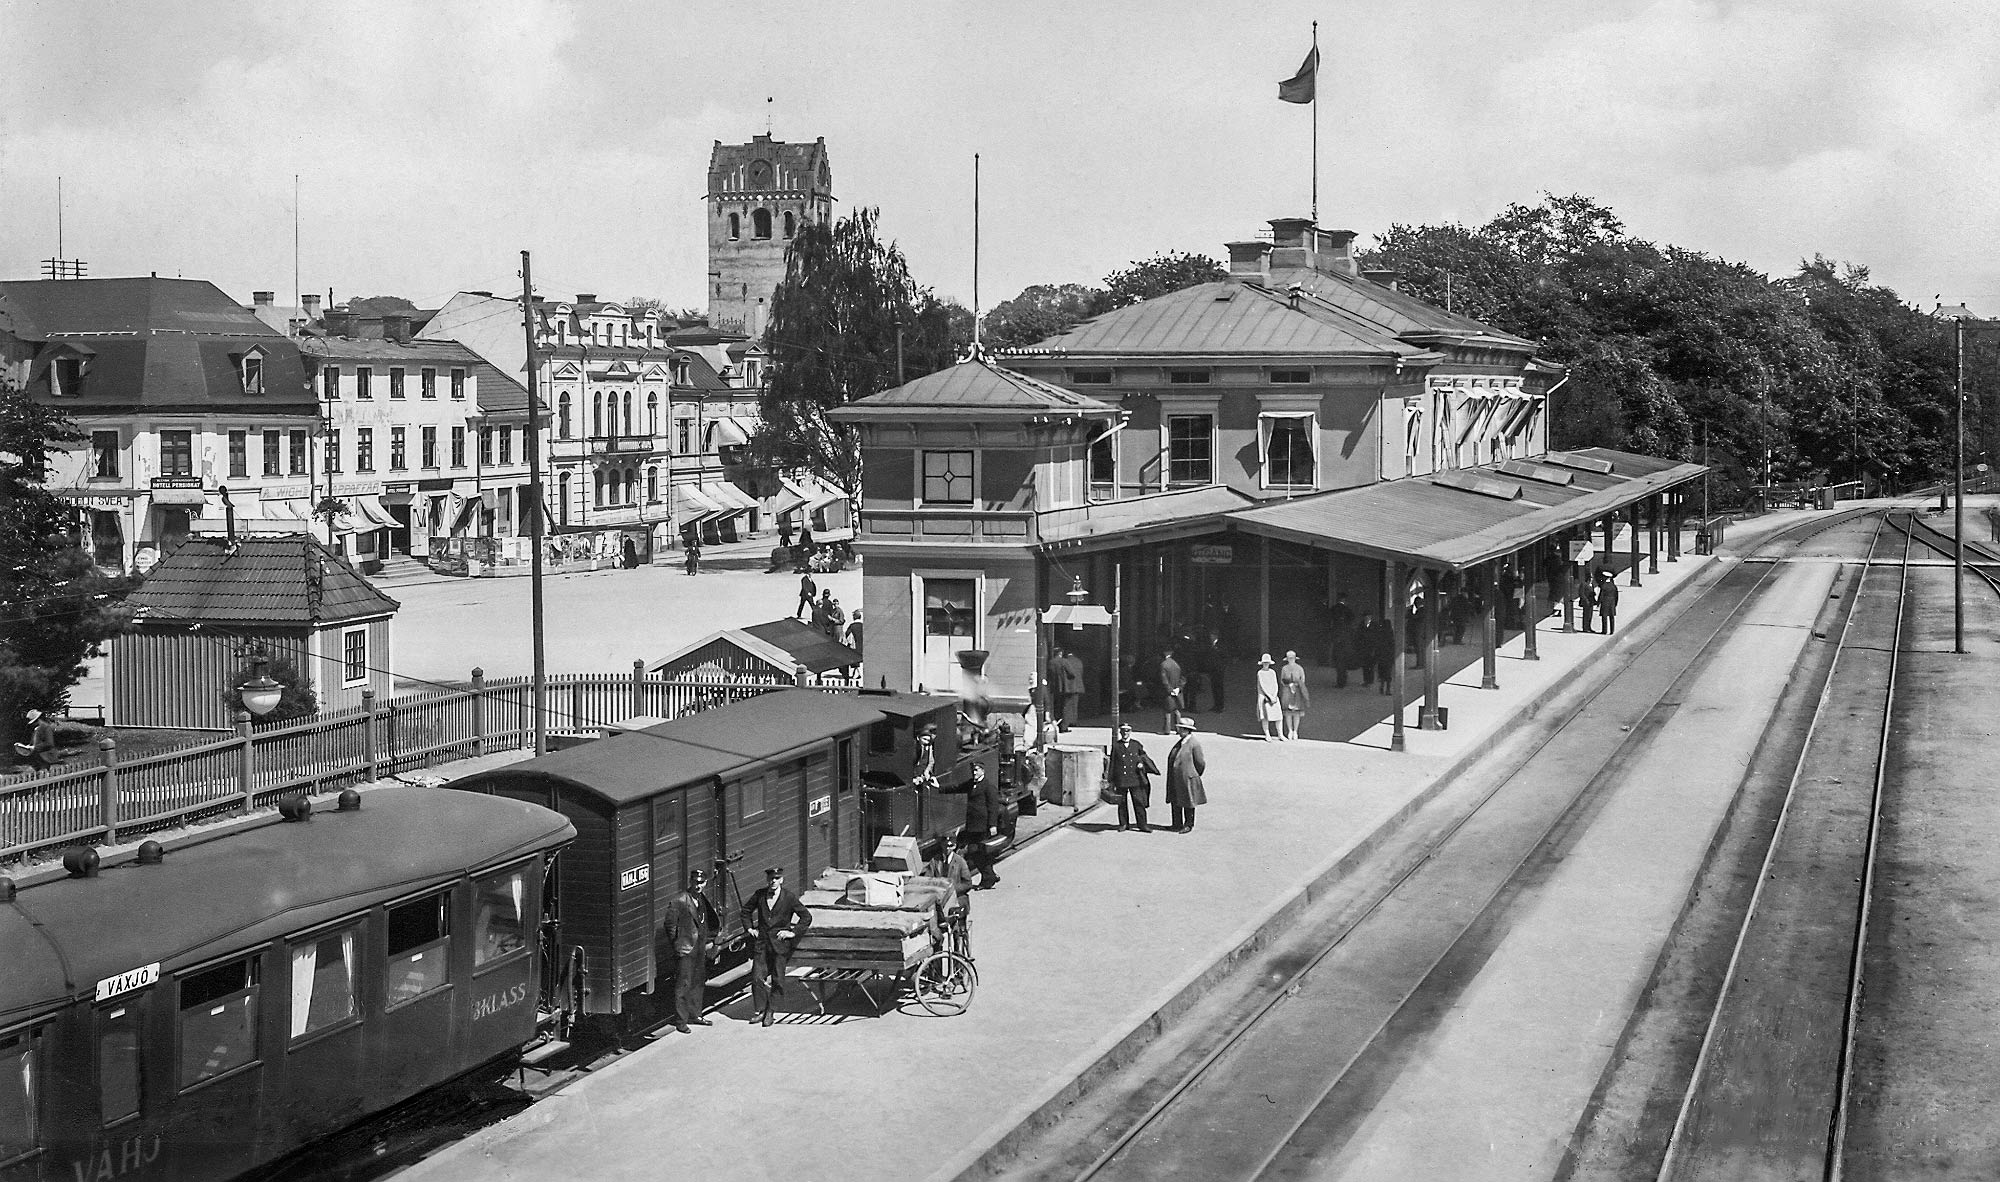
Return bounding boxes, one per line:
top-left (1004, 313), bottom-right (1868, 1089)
top-left (1311, 20), bottom-right (1319, 223)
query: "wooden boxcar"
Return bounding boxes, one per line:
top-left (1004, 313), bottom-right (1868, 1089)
top-left (0, 787), bottom-right (573, 1182)
top-left (451, 689), bottom-right (882, 1016)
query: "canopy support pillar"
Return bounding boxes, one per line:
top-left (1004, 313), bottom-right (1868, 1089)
top-left (1480, 562), bottom-right (1498, 689)
top-left (1389, 561), bottom-right (1406, 752)
top-left (1629, 502), bottom-right (1642, 587)
top-left (1524, 545), bottom-right (1541, 660)
top-left (1419, 568), bottom-right (1443, 730)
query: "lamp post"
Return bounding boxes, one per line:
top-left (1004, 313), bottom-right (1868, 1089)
top-left (239, 648), bottom-right (283, 719)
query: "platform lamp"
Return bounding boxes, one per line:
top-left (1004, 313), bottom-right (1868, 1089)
top-left (238, 647), bottom-right (284, 718)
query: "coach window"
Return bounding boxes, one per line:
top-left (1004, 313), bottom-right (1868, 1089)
top-left (385, 892), bottom-right (451, 1005)
top-left (0, 1026), bottom-right (40, 1164)
top-left (652, 795), bottom-right (683, 850)
top-left (98, 1002), bottom-right (143, 1124)
top-left (472, 867), bottom-right (529, 969)
top-left (178, 957), bottom-right (260, 1089)
top-left (289, 926), bottom-right (359, 1042)
top-left (740, 774), bottom-right (767, 821)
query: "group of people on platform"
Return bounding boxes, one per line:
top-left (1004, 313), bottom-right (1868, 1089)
top-left (1105, 717), bottom-right (1208, 833)
top-left (660, 863), bottom-right (813, 1034)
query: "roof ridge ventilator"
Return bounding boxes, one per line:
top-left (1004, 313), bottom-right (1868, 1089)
top-left (1496, 459), bottom-right (1575, 486)
top-left (1431, 470), bottom-right (1523, 501)
top-left (1541, 451), bottom-right (1616, 475)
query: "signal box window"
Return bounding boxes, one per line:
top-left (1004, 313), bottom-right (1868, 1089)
top-left (289, 928), bottom-right (358, 1040)
top-left (1166, 415), bottom-right (1213, 486)
top-left (473, 868), bottom-right (529, 968)
top-left (178, 957), bottom-right (259, 1089)
top-left (921, 450), bottom-right (975, 505)
top-left (386, 893), bottom-right (452, 1004)
top-left (0, 1028), bottom-right (40, 1163)
top-left (99, 1004), bottom-right (142, 1124)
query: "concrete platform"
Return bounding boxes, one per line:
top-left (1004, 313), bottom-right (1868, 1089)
top-left (392, 546), bottom-right (1726, 1182)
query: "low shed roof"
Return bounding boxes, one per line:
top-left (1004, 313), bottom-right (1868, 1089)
top-left (127, 535), bottom-right (399, 627)
top-left (647, 618), bottom-right (862, 677)
top-left (460, 689), bottom-right (892, 806)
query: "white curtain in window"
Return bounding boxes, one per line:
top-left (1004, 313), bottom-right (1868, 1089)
top-left (1258, 412), bottom-right (1317, 488)
top-left (1403, 398), bottom-right (1425, 469)
top-left (290, 942), bottom-right (317, 1039)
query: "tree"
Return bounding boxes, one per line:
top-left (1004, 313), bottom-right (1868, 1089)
top-left (758, 207), bottom-right (927, 492)
top-left (346, 295), bottom-right (419, 316)
top-left (0, 380), bottom-right (135, 741)
top-left (626, 296), bottom-right (708, 325)
top-left (982, 283), bottom-right (1110, 351)
top-left (1100, 251), bottom-right (1227, 308)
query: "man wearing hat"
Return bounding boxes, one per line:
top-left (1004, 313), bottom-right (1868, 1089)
top-left (1165, 716), bottom-right (1207, 833)
top-left (1109, 723), bottom-right (1160, 832)
top-left (740, 866), bottom-right (813, 1026)
top-left (662, 869), bottom-right (721, 1033)
top-left (22, 709), bottom-right (59, 770)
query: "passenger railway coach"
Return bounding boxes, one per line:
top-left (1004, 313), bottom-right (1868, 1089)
top-left (0, 788), bottom-right (575, 1182)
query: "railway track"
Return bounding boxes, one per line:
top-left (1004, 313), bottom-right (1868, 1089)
top-left (1057, 510), bottom-right (1881, 1182)
top-left (1651, 515), bottom-right (1909, 1181)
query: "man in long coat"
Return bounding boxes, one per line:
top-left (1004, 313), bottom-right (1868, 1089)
top-left (1164, 717), bottom-right (1207, 833)
top-left (1157, 647), bottom-right (1186, 734)
top-left (741, 866), bottom-right (813, 1027)
top-left (941, 763), bottom-right (1003, 888)
top-left (662, 869), bottom-right (720, 1033)
top-left (1049, 648), bottom-right (1084, 732)
top-left (1326, 592), bottom-right (1357, 687)
top-left (1109, 723), bottom-right (1160, 831)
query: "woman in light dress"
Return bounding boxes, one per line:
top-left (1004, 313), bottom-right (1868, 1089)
top-left (1254, 653), bottom-right (1281, 741)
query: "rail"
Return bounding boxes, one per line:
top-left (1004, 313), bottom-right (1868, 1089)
top-left (1, 664), bottom-right (859, 864)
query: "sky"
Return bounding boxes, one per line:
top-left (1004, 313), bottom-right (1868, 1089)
top-left (4, 0), bottom-right (1999, 319)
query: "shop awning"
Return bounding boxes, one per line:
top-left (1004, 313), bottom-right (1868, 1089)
top-left (1227, 447), bottom-right (1705, 572)
top-left (708, 482), bottom-right (759, 512)
top-left (349, 494), bottom-right (399, 530)
top-left (708, 417), bottom-right (751, 448)
top-left (449, 496), bottom-right (481, 534)
top-left (676, 485), bottom-right (726, 524)
top-left (261, 499), bottom-right (310, 521)
top-left (773, 476), bottom-right (815, 519)
top-left (804, 478), bottom-right (846, 513)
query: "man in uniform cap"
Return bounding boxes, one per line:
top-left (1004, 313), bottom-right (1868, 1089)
top-left (740, 865), bottom-right (813, 1026)
top-left (661, 868), bottom-right (720, 1033)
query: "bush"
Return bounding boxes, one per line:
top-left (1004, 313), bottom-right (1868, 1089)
top-left (221, 655), bottom-right (318, 724)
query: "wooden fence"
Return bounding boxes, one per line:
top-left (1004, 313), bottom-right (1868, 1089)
top-left (1, 663), bottom-right (858, 865)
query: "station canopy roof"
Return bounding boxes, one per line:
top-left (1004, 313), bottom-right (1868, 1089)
top-left (1227, 448), bottom-right (1706, 571)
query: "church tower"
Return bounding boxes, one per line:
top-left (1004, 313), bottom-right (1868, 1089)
top-left (706, 135), bottom-right (834, 338)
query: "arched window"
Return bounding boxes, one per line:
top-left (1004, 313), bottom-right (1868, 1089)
top-left (558, 472), bottom-right (571, 524)
top-left (593, 470), bottom-right (604, 508)
top-left (753, 209), bottom-right (772, 239)
top-left (728, 213), bottom-right (740, 240)
top-left (558, 392), bottom-right (572, 439)
top-left (592, 392), bottom-right (603, 437)
top-left (646, 392), bottom-right (659, 437)
top-left (622, 392), bottom-right (633, 436)
top-left (647, 467), bottom-right (658, 503)
top-left (783, 211), bottom-right (795, 238)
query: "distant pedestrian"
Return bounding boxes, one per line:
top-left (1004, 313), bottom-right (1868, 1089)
top-left (823, 595), bottom-right (847, 641)
top-left (1255, 654), bottom-right (1281, 740)
top-left (798, 525), bottom-right (815, 553)
top-left (683, 540), bottom-right (701, 576)
top-left (814, 589), bottom-right (836, 635)
top-left (1109, 722), bottom-right (1160, 832)
top-left (844, 608), bottom-right (863, 654)
top-left (1049, 648), bottom-right (1084, 732)
top-left (740, 866), bottom-right (812, 1027)
top-left (1164, 717), bottom-right (1207, 833)
top-left (1498, 565), bottom-right (1520, 630)
top-left (1597, 571), bottom-right (1620, 635)
top-left (1579, 571), bottom-right (1598, 633)
top-left (779, 518), bottom-right (794, 549)
top-left (1327, 592), bottom-right (1356, 686)
top-left (1279, 651), bottom-right (1309, 741)
top-left (1367, 615), bottom-right (1397, 694)
top-left (1199, 629), bottom-right (1226, 711)
top-left (797, 572), bottom-right (817, 620)
top-left (1158, 647), bottom-right (1186, 734)
top-left (662, 869), bottom-right (720, 1034)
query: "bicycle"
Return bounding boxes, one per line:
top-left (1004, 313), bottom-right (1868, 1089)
top-left (911, 906), bottom-right (977, 1016)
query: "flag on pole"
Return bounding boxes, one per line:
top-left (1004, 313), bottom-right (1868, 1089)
top-left (1278, 45), bottom-right (1318, 104)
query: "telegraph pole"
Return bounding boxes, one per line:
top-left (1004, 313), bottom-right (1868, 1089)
top-left (1955, 316), bottom-right (1966, 654)
top-left (522, 251), bottom-right (549, 753)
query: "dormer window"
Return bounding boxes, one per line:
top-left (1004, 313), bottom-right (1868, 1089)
top-left (240, 350), bottom-right (266, 396)
top-left (51, 357), bottom-right (84, 397)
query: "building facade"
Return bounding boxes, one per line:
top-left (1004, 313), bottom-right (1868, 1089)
top-left (706, 134), bottom-right (834, 337)
top-left (1, 277), bottom-right (320, 573)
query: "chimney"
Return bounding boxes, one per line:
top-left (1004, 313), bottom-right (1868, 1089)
top-left (301, 293), bottom-right (322, 320)
top-left (1316, 229), bottom-right (1360, 278)
top-left (575, 293), bottom-right (596, 304)
top-left (1361, 267), bottom-right (1400, 292)
top-left (1225, 240), bottom-right (1273, 282)
top-left (382, 314), bottom-right (411, 344)
top-left (324, 309), bottom-right (355, 337)
top-left (1267, 218), bottom-right (1316, 275)
top-left (253, 291), bottom-right (275, 307)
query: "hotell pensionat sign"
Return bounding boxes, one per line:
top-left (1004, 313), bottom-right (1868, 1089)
top-left (831, 216), bottom-right (1705, 737)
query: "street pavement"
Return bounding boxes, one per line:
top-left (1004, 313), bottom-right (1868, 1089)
top-left (390, 535), bottom-right (1730, 1182)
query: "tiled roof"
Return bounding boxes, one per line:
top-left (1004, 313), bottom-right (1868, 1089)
top-left (833, 354), bottom-right (1122, 420)
top-left (0, 277), bottom-right (281, 338)
top-left (128, 536), bottom-right (398, 626)
top-left (1017, 282), bottom-right (1433, 359)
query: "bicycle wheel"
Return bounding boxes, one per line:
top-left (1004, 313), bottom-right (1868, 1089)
top-left (913, 950), bottom-right (977, 1016)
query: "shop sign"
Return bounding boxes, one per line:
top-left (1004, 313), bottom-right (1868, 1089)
top-left (150, 475), bottom-right (203, 489)
top-left (1191, 544), bottom-right (1233, 566)
top-left (1568, 540), bottom-right (1596, 563)
top-left (57, 492), bottom-right (133, 509)
top-left (262, 482), bottom-right (311, 500)
top-left (332, 479), bottom-right (382, 496)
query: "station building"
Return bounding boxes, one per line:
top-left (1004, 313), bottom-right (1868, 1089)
top-left (833, 218), bottom-right (1705, 742)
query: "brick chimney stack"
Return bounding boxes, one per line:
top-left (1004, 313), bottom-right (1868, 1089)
top-left (253, 291), bottom-right (275, 307)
